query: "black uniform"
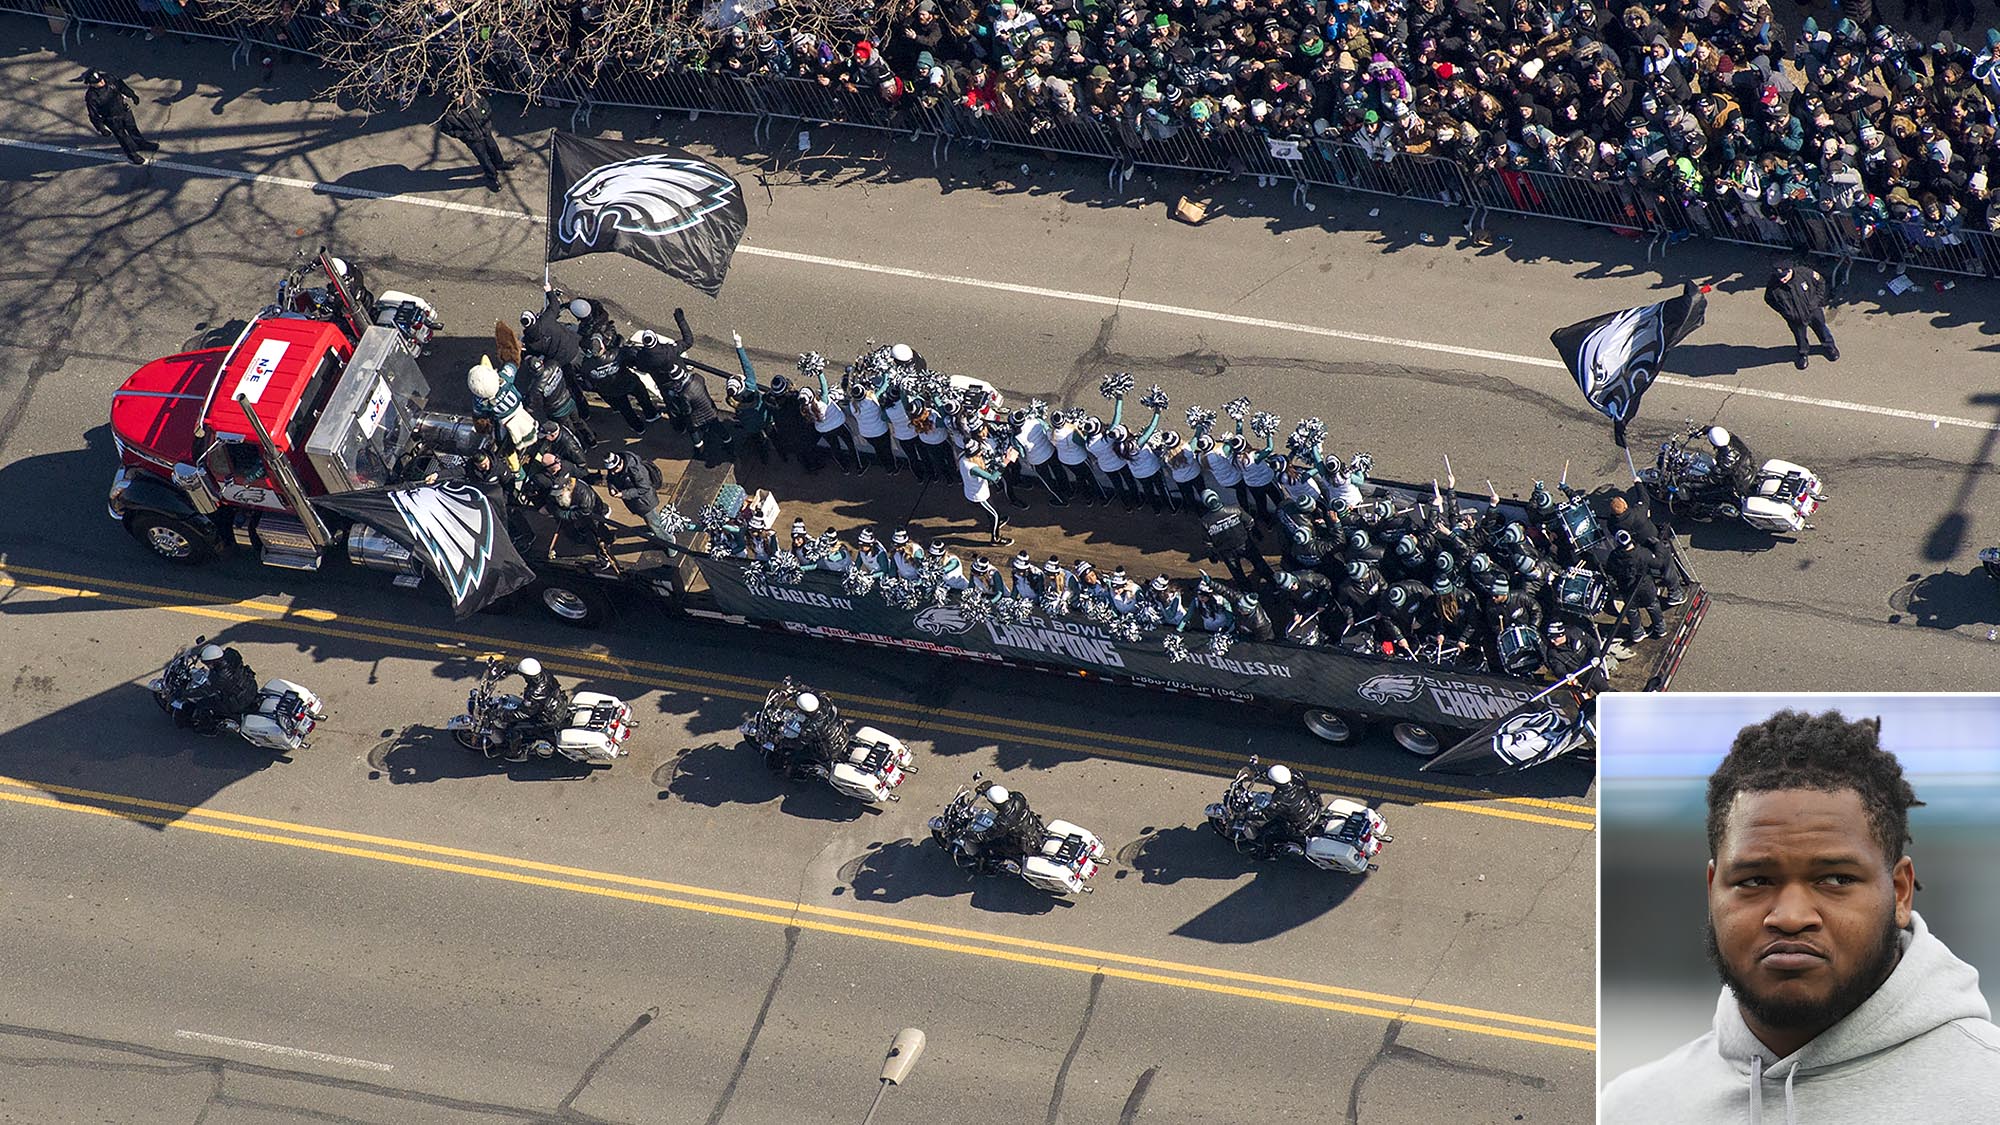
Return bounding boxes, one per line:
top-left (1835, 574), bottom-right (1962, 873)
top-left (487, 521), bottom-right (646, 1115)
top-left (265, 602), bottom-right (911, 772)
top-left (84, 73), bottom-right (157, 165)
top-left (1607, 541), bottom-right (1667, 640)
top-left (1543, 630), bottom-right (1610, 694)
top-left (580, 336), bottom-right (652, 433)
top-left (666, 371), bottom-right (731, 466)
top-left (523, 294), bottom-right (588, 414)
top-left (1199, 498), bottom-right (1273, 588)
top-left (1261, 778), bottom-right (1324, 848)
top-left (1763, 263), bottom-right (1837, 366)
top-left (438, 91), bottom-right (511, 190)
top-left (518, 666), bottom-right (567, 731)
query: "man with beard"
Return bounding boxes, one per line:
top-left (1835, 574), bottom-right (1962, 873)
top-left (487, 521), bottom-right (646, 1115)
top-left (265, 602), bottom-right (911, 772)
top-left (1600, 710), bottom-right (2000, 1122)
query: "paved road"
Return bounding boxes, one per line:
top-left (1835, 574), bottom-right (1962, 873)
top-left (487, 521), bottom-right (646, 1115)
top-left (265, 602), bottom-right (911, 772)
top-left (0, 29), bottom-right (1989, 1124)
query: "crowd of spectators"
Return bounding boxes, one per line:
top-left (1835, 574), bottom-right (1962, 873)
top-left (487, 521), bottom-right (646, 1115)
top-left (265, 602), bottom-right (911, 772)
top-left (52, 0), bottom-right (2000, 267)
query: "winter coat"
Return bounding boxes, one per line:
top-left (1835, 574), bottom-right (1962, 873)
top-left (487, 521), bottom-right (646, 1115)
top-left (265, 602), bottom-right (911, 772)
top-left (1763, 265), bottom-right (1830, 322)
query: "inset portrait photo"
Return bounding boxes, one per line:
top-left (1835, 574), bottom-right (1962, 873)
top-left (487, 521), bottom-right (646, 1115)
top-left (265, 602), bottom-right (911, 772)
top-left (1598, 694), bottom-right (2000, 1122)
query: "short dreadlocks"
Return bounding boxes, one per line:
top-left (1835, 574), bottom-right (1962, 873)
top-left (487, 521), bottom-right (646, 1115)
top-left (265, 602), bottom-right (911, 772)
top-left (1705, 709), bottom-right (1923, 868)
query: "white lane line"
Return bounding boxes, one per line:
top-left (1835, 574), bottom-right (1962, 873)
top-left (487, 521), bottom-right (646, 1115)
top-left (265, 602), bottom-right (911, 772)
top-left (9, 135), bottom-right (1995, 434)
top-left (173, 1028), bottom-right (396, 1072)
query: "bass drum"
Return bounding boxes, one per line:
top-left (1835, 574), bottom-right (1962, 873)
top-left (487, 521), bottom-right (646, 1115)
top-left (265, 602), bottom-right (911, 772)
top-left (1495, 625), bottom-right (1544, 676)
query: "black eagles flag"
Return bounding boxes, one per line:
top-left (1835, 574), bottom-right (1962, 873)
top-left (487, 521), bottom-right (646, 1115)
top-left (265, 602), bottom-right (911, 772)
top-left (1550, 281), bottom-right (1706, 445)
top-left (1422, 671), bottom-right (1599, 774)
top-left (547, 132), bottom-right (748, 296)
top-left (313, 483), bottom-right (536, 618)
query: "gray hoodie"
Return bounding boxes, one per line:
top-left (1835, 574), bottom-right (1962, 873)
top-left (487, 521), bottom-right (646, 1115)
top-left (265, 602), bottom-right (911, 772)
top-left (1601, 912), bottom-right (2000, 1124)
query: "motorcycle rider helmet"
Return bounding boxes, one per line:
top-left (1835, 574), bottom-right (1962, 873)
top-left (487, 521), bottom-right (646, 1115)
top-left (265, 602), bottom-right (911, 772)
top-left (518, 657), bottom-right (542, 676)
top-left (891, 343), bottom-right (915, 363)
top-left (569, 298), bottom-right (593, 320)
top-left (797, 692), bottom-right (821, 714)
top-left (984, 784), bottom-right (1010, 805)
top-left (329, 257), bottom-right (351, 278)
top-left (1707, 426), bottom-right (1731, 449)
top-left (199, 644), bottom-right (225, 662)
top-left (1266, 764), bottom-right (1293, 785)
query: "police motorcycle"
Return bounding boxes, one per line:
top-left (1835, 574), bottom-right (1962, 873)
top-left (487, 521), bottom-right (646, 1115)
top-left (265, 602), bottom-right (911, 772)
top-left (1205, 758), bottom-right (1390, 875)
top-left (738, 677), bottom-right (916, 804)
top-left (930, 773), bottom-right (1107, 896)
top-left (273, 249), bottom-right (442, 355)
top-left (447, 656), bottom-right (633, 764)
top-left (1639, 423), bottom-right (1825, 534)
top-left (149, 636), bottom-right (325, 753)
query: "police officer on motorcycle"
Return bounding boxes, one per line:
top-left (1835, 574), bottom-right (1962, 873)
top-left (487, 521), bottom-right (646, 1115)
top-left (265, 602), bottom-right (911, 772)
top-left (1255, 764), bottom-right (1325, 856)
top-left (508, 657), bottom-right (569, 760)
top-left (973, 783), bottom-right (1042, 863)
top-left (1707, 426), bottom-right (1758, 498)
top-left (780, 690), bottom-right (848, 777)
top-left (181, 643), bottom-right (258, 732)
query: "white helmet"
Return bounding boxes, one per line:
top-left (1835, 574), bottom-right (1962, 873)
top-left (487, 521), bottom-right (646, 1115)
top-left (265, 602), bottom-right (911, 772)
top-left (1266, 764), bottom-right (1293, 785)
top-left (796, 692), bottom-right (820, 713)
top-left (1707, 426), bottom-right (1731, 449)
top-left (329, 256), bottom-right (351, 278)
top-left (984, 784), bottom-right (1010, 804)
top-left (890, 343), bottom-right (914, 363)
top-left (199, 644), bottom-right (225, 662)
top-left (568, 298), bottom-right (593, 320)
top-left (517, 657), bottom-right (542, 676)
top-left (467, 361), bottom-right (501, 400)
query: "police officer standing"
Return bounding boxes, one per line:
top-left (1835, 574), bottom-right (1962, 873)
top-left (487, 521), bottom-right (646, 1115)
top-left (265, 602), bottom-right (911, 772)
top-left (437, 87), bottom-right (514, 192)
top-left (82, 70), bottom-right (158, 165)
top-left (1763, 260), bottom-right (1838, 370)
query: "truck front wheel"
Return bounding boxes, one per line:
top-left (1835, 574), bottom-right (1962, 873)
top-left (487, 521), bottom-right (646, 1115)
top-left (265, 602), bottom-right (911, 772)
top-left (125, 511), bottom-right (216, 565)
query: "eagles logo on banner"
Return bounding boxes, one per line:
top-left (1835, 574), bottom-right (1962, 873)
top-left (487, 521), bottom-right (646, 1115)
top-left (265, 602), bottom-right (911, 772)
top-left (1550, 280), bottom-right (1706, 445)
top-left (1423, 669), bottom-right (1599, 774)
top-left (547, 133), bottom-right (749, 296)
top-left (312, 483), bottom-right (537, 619)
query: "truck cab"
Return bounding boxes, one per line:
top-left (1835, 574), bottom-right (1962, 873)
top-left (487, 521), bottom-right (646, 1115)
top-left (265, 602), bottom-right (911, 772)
top-left (109, 303), bottom-right (437, 574)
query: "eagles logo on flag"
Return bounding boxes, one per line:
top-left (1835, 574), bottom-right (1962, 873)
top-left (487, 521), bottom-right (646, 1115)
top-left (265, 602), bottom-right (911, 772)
top-left (313, 483), bottom-right (537, 619)
top-left (1550, 281), bottom-right (1706, 444)
top-left (547, 133), bottom-right (750, 296)
top-left (556, 154), bottom-right (741, 250)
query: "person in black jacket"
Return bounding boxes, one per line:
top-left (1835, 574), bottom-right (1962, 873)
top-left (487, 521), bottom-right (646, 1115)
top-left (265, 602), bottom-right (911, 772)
top-left (1197, 489), bottom-right (1274, 587)
top-left (665, 367), bottom-right (731, 466)
top-left (521, 288), bottom-right (588, 413)
top-left (603, 450), bottom-right (676, 543)
top-left (82, 70), bottom-right (158, 165)
top-left (437, 88), bottom-right (513, 191)
top-left (1607, 494), bottom-right (1684, 604)
top-left (1607, 529), bottom-right (1667, 641)
top-left (579, 333), bottom-right (652, 434)
top-left (1763, 261), bottom-right (1838, 370)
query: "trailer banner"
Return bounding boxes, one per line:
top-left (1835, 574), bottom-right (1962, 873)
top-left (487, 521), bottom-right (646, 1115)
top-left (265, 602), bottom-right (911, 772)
top-left (695, 559), bottom-right (1541, 729)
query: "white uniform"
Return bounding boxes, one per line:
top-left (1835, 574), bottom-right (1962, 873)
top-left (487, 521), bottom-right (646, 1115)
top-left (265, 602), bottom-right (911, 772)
top-left (1240, 450), bottom-right (1276, 488)
top-left (813, 394), bottom-right (848, 434)
top-left (1127, 439), bottom-right (1163, 479)
top-left (1016, 417), bottom-right (1056, 466)
top-left (1205, 446), bottom-right (1243, 488)
top-left (1053, 424), bottom-right (1091, 466)
top-left (1168, 448), bottom-right (1205, 487)
top-left (1088, 432), bottom-right (1128, 474)
top-left (958, 455), bottom-right (992, 503)
top-left (851, 392), bottom-right (889, 439)
top-left (887, 400), bottom-right (918, 443)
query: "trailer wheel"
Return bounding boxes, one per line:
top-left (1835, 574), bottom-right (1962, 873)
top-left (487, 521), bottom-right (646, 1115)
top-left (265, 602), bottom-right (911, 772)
top-left (1302, 709), bottom-right (1362, 745)
top-left (125, 512), bottom-right (215, 565)
top-left (532, 578), bottom-right (610, 628)
top-left (1391, 722), bottom-right (1443, 757)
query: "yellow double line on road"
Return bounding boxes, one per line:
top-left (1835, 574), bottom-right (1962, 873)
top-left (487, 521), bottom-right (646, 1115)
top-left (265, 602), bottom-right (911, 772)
top-left (0, 563), bottom-right (1596, 830)
top-left (0, 774), bottom-right (1595, 1051)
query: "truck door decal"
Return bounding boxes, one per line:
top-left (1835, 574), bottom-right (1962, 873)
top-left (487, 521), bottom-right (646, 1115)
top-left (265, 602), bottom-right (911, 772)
top-left (237, 339), bottom-right (291, 405)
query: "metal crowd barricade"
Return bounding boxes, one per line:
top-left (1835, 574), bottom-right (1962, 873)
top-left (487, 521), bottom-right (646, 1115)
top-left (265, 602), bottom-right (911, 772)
top-left (9, 0), bottom-right (1993, 284)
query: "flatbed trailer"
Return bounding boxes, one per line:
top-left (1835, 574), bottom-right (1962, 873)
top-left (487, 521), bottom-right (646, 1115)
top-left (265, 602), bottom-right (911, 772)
top-left (527, 427), bottom-right (1706, 765)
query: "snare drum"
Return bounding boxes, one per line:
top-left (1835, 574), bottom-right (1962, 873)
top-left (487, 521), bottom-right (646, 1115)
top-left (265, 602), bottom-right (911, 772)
top-left (1555, 566), bottom-right (1605, 614)
top-left (1558, 500), bottom-right (1605, 551)
top-left (1496, 625), bottom-right (1543, 675)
